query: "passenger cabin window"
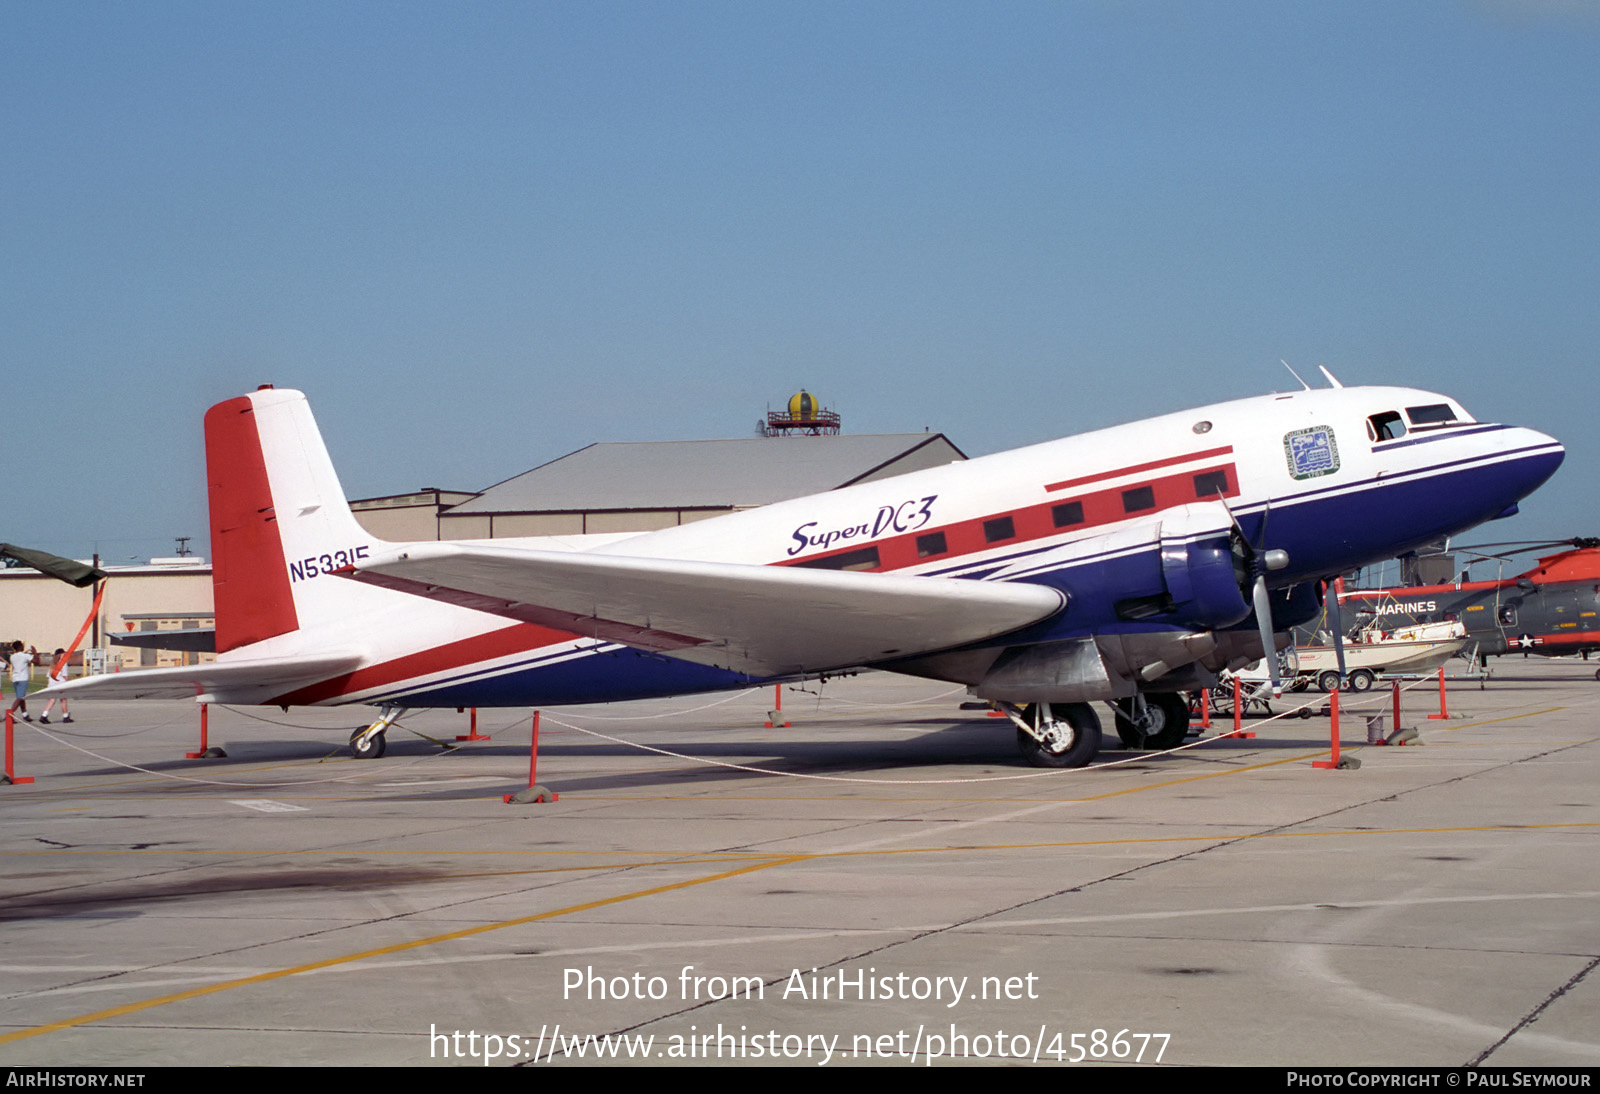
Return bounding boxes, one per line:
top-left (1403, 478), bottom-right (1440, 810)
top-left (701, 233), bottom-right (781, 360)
top-left (1192, 469), bottom-right (1229, 499)
top-left (916, 531), bottom-right (947, 558)
top-left (1405, 404), bottom-right (1457, 428)
top-left (983, 516), bottom-right (1016, 543)
top-left (794, 546), bottom-right (879, 572)
top-left (1366, 411), bottom-right (1406, 443)
top-left (1122, 486), bottom-right (1155, 513)
top-left (1052, 501), bottom-right (1084, 528)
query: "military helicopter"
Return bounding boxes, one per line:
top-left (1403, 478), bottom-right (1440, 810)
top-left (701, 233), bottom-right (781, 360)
top-left (1334, 538), bottom-right (1600, 677)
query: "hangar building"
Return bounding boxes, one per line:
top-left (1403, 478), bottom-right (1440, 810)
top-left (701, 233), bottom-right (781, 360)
top-left (351, 433), bottom-right (965, 541)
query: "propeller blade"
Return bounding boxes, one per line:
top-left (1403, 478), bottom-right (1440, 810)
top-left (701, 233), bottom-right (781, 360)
top-left (1326, 580), bottom-right (1348, 683)
top-left (1211, 490), bottom-right (1248, 541)
top-left (1252, 574), bottom-right (1280, 694)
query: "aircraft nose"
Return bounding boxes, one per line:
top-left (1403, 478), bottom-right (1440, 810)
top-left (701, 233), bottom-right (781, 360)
top-left (1503, 426), bottom-right (1565, 501)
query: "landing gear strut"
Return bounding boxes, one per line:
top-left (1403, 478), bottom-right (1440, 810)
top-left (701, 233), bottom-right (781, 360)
top-left (1009, 702), bottom-right (1102, 768)
top-left (350, 705), bottom-right (406, 759)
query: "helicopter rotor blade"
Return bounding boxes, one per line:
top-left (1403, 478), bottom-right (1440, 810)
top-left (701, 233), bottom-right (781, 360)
top-left (1455, 537), bottom-right (1599, 555)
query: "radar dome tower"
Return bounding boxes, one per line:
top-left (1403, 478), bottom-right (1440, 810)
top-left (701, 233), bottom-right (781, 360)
top-left (761, 389), bottom-right (841, 436)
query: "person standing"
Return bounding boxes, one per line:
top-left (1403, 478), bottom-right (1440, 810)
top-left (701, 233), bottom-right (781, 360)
top-left (39, 647), bottom-right (72, 725)
top-left (8, 641), bottom-right (36, 722)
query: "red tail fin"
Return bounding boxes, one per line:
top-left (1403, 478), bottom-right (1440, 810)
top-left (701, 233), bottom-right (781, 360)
top-left (205, 396), bottom-right (299, 652)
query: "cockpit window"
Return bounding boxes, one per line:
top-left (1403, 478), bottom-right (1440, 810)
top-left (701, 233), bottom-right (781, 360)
top-left (1406, 404), bottom-right (1457, 427)
top-left (1366, 411), bottom-right (1406, 442)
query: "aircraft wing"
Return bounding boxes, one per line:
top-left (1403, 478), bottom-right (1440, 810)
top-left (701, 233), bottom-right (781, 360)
top-left (348, 543), bottom-right (1066, 677)
top-left (36, 653), bottom-right (366, 703)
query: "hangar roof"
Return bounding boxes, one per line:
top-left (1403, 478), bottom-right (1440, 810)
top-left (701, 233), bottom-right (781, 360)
top-left (448, 433), bottom-right (965, 514)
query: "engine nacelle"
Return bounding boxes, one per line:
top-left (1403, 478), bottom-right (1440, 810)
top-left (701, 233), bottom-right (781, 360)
top-left (1159, 505), bottom-right (1251, 629)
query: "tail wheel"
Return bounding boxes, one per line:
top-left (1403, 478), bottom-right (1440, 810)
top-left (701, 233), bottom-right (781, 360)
top-left (350, 728), bottom-right (387, 759)
top-left (1016, 703), bottom-right (1102, 768)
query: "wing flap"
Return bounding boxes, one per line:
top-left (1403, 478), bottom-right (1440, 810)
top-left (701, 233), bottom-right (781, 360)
top-left (348, 544), bottom-right (1065, 676)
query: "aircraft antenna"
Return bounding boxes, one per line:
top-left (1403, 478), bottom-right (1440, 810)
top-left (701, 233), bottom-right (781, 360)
top-left (1280, 360), bottom-right (1311, 390)
top-left (1317, 365), bottom-right (1344, 388)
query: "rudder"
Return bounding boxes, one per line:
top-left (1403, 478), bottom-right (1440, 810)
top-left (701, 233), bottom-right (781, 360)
top-left (205, 387), bottom-right (388, 654)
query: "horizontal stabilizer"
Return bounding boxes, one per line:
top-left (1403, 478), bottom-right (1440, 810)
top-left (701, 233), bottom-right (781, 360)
top-left (37, 653), bottom-right (365, 703)
top-left (348, 543), bottom-right (1065, 677)
top-left (111, 628), bottom-right (218, 654)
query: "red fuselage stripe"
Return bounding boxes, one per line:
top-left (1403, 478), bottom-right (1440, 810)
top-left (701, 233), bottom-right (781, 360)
top-left (1044, 446), bottom-right (1234, 493)
top-left (783, 463), bottom-right (1239, 573)
top-left (271, 620), bottom-right (584, 706)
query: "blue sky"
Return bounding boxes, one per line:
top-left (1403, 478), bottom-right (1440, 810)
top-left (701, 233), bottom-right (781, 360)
top-left (4, 1), bottom-right (1596, 565)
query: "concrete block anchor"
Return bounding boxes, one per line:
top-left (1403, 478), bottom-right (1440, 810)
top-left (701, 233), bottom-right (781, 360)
top-left (505, 785), bottom-right (558, 805)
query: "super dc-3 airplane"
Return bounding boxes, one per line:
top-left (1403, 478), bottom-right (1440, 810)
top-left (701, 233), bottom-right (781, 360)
top-left (43, 380), bottom-right (1563, 767)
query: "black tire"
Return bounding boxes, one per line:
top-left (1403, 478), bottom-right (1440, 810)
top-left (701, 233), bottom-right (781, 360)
top-left (1317, 670), bottom-right (1341, 693)
top-left (1111, 692), bottom-right (1190, 750)
top-left (1016, 703), bottom-right (1102, 768)
top-left (350, 729), bottom-right (387, 759)
top-left (1347, 669), bottom-right (1375, 692)
top-left (1144, 692), bottom-right (1191, 749)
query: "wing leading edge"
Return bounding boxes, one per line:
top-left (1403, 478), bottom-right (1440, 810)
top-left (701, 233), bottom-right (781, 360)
top-left (347, 543), bottom-right (1066, 677)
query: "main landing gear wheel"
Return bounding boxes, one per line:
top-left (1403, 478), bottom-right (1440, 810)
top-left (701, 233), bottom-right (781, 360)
top-left (1016, 703), bottom-right (1102, 768)
top-left (349, 727), bottom-right (387, 759)
top-left (1112, 692), bottom-right (1190, 750)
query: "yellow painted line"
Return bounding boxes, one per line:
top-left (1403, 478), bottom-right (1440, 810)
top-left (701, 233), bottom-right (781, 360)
top-left (1077, 749), bottom-right (1316, 800)
top-left (799, 820), bottom-right (1600, 860)
top-left (6, 706), bottom-right (1590, 1043)
top-left (6, 808), bottom-right (1594, 1046)
top-left (0, 853), bottom-right (805, 1046)
top-left (1427, 707), bottom-right (1567, 732)
top-left (9, 820), bottom-right (1595, 877)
